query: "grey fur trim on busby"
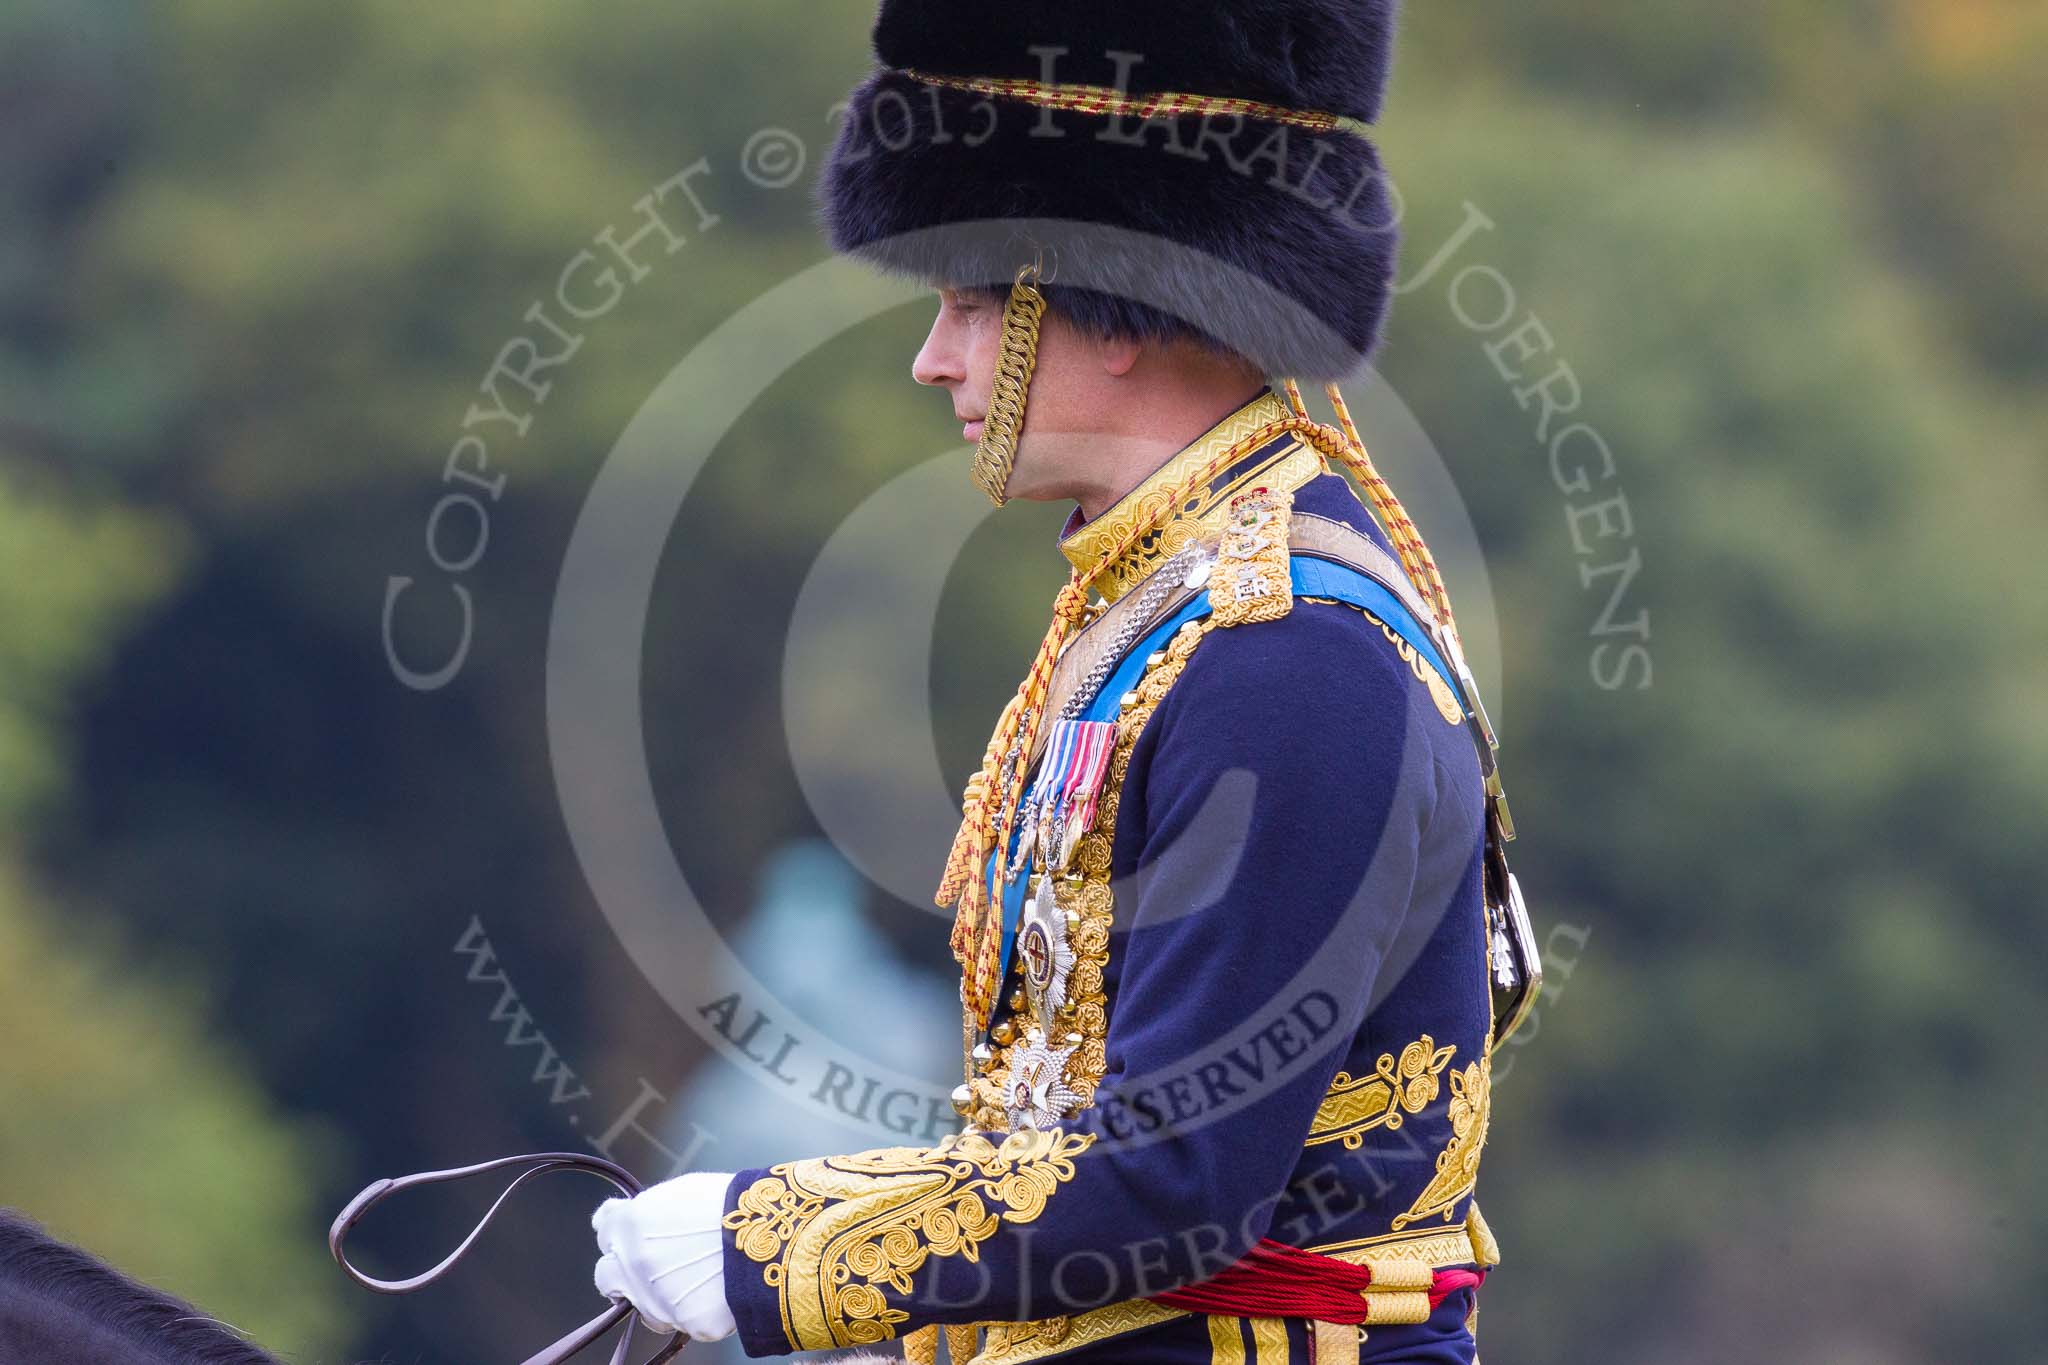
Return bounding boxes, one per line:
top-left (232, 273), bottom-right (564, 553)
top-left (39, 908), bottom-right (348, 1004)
top-left (817, 1), bottom-right (1404, 379)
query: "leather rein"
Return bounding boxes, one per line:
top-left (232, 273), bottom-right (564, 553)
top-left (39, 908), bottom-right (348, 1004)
top-left (329, 1152), bottom-right (685, 1365)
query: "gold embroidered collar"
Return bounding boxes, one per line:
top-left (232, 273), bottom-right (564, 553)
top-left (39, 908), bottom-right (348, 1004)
top-left (1058, 388), bottom-right (1326, 604)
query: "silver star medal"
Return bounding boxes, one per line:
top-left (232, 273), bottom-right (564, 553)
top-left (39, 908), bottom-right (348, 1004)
top-left (1015, 876), bottom-right (1076, 1030)
top-left (1003, 1027), bottom-right (1083, 1130)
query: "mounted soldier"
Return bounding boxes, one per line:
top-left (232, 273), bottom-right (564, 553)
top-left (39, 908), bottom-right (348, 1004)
top-left (590, 3), bottom-right (1539, 1361)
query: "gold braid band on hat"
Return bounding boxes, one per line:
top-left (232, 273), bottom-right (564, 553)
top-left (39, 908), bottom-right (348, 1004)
top-left (969, 263), bottom-right (1048, 507)
top-left (937, 399), bottom-right (1465, 1029)
top-left (901, 67), bottom-right (1365, 135)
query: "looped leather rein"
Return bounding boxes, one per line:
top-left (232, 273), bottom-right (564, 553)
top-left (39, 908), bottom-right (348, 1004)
top-left (329, 1151), bottom-right (686, 1365)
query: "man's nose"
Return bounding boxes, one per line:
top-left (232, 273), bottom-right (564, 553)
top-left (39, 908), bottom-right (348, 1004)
top-left (911, 313), bottom-right (961, 389)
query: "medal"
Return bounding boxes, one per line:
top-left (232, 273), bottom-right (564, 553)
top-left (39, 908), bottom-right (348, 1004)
top-left (1004, 718), bottom-right (1118, 882)
top-left (1016, 876), bottom-right (1077, 1029)
top-left (1003, 1028), bottom-right (1084, 1130)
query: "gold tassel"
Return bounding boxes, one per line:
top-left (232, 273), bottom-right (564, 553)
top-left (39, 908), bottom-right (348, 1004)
top-left (937, 695), bottom-right (1017, 915)
top-left (944, 580), bottom-right (1090, 1027)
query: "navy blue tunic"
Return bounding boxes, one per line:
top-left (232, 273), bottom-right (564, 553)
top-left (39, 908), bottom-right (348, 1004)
top-left (721, 448), bottom-right (1496, 1363)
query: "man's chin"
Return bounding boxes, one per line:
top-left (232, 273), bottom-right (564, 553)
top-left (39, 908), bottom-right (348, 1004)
top-left (993, 467), bottom-right (1063, 505)
top-left (999, 432), bottom-right (1094, 506)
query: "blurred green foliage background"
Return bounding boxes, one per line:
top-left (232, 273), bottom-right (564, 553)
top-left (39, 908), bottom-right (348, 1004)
top-left (2, 1), bottom-right (2043, 1361)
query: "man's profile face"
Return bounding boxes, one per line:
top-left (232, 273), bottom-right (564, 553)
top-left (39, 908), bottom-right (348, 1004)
top-left (912, 286), bottom-right (1003, 448)
top-left (911, 285), bottom-right (1121, 503)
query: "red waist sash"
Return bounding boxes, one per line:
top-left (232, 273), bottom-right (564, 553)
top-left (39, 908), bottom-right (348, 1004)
top-left (1147, 1238), bottom-right (1484, 1323)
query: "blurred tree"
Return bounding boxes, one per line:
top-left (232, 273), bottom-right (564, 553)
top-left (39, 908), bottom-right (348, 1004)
top-left (1400, 0), bottom-right (2048, 378)
top-left (1376, 86), bottom-right (2048, 1362)
top-left (0, 865), bottom-right (351, 1356)
top-left (0, 469), bottom-right (178, 825)
top-left (3, 0), bottom-right (2042, 1362)
top-left (0, 469), bottom-right (351, 1356)
top-left (1847, 3), bottom-right (2048, 380)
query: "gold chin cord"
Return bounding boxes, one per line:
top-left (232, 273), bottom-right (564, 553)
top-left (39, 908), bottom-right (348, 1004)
top-left (968, 261), bottom-right (1049, 507)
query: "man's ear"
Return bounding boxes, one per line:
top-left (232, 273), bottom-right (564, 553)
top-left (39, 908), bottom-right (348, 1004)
top-left (1100, 335), bottom-right (1142, 378)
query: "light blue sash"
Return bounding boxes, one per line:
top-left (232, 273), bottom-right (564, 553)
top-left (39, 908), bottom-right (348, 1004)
top-left (983, 554), bottom-right (1468, 1025)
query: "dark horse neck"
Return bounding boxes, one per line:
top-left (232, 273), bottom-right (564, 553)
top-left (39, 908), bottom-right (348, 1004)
top-left (0, 1210), bottom-right (283, 1365)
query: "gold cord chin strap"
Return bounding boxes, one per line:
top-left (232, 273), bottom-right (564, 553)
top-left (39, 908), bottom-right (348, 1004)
top-left (968, 263), bottom-right (1049, 507)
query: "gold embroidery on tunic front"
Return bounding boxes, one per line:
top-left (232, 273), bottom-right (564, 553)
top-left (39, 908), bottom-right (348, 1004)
top-left (960, 616), bottom-right (1218, 1131)
top-left (1391, 1053), bottom-right (1491, 1229)
top-left (960, 392), bottom-right (1326, 1126)
top-left (723, 1127), bottom-right (1095, 1351)
top-left (1305, 1035), bottom-right (1458, 1149)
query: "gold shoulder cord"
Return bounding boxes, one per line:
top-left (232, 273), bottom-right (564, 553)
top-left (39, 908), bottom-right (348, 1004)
top-left (723, 1127), bottom-right (1095, 1353)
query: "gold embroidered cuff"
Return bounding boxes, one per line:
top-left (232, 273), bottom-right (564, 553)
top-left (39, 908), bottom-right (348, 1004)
top-left (723, 1128), bottom-right (1096, 1352)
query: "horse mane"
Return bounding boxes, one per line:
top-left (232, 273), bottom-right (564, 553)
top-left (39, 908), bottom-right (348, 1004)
top-left (0, 1208), bottom-right (283, 1364)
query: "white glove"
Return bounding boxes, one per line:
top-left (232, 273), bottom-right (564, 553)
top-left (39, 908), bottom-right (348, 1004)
top-left (591, 1170), bottom-right (739, 1341)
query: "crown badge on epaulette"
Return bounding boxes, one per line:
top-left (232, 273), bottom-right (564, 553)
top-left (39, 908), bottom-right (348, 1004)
top-left (1212, 486), bottom-right (1295, 628)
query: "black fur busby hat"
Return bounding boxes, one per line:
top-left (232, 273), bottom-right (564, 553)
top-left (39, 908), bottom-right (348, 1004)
top-left (818, 0), bottom-right (1402, 380)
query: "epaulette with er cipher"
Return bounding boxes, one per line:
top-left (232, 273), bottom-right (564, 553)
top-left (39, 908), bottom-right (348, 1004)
top-left (1209, 486), bottom-right (1295, 628)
